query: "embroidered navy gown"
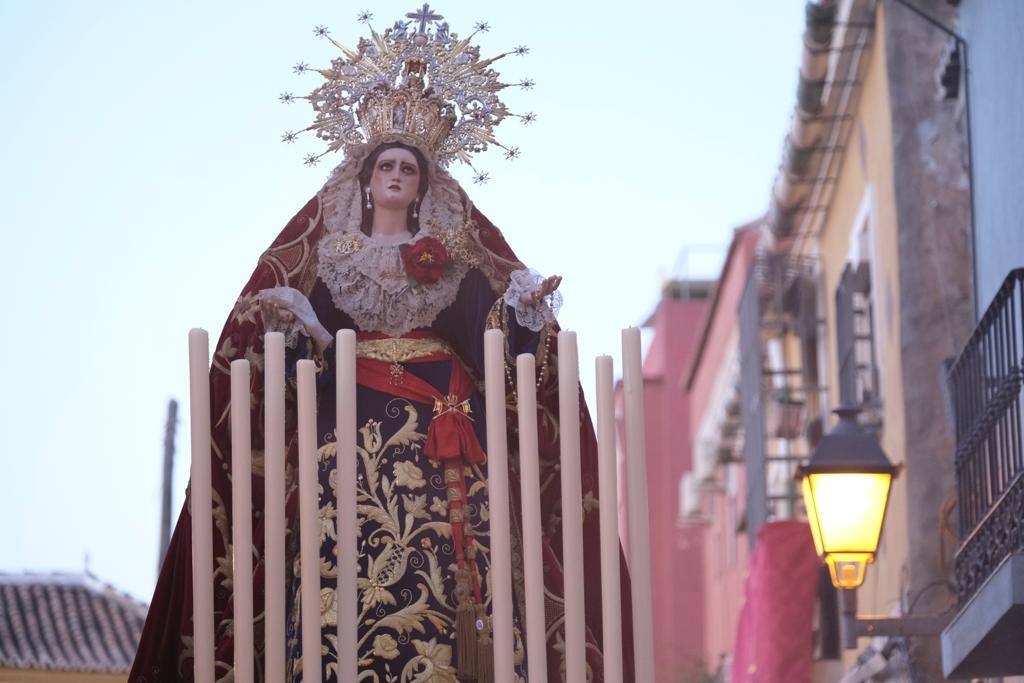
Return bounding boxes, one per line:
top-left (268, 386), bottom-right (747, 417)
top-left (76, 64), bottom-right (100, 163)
top-left (281, 268), bottom-right (540, 682)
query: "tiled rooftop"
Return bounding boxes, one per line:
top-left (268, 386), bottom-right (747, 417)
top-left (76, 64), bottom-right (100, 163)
top-left (0, 572), bottom-right (147, 673)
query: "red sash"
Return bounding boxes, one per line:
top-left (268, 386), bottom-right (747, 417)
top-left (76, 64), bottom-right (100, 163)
top-left (354, 343), bottom-right (485, 465)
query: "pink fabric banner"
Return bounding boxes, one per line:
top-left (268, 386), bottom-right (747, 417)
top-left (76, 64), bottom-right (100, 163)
top-left (731, 520), bottom-right (820, 683)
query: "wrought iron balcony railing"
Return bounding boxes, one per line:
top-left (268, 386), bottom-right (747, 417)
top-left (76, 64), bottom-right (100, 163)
top-left (950, 268), bottom-right (1024, 603)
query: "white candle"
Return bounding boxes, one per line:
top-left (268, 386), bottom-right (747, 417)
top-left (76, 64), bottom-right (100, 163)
top-left (297, 359), bottom-right (322, 683)
top-left (621, 328), bottom-right (655, 682)
top-left (335, 330), bottom-right (358, 683)
top-left (484, 329), bottom-right (514, 682)
top-left (263, 333), bottom-right (286, 682)
top-left (515, 353), bottom-right (548, 683)
top-left (557, 331), bottom-right (586, 683)
top-left (188, 329), bottom-right (215, 683)
top-left (596, 355), bottom-right (623, 683)
top-left (230, 360), bottom-right (254, 683)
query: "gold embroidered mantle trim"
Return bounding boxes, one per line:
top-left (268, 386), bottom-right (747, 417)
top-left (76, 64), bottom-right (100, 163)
top-left (355, 336), bottom-right (453, 363)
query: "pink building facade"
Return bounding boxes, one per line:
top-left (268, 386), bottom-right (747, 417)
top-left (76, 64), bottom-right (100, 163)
top-left (681, 224), bottom-right (831, 682)
top-left (683, 227), bottom-right (760, 675)
top-left (618, 225), bottom-right (824, 680)
top-left (617, 280), bottom-right (712, 681)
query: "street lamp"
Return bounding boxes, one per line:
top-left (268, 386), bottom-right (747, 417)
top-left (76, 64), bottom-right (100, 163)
top-left (798, 407), bottom-right (899, 589)
top-left (798, 406), bottom-right (946, 649)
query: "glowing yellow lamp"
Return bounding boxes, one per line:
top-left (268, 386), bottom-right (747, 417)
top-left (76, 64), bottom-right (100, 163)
top-left (798, 407), bottom-right (899, 589)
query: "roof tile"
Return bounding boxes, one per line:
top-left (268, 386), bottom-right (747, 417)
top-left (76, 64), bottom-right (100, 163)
top-left (0, 572), bottom-right (147, 673)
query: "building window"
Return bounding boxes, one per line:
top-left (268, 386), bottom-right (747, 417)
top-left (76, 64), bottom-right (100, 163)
top-left (835, 261), bottom-right (882, 419)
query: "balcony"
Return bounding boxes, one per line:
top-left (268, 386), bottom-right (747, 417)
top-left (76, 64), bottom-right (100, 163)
top-left (942, 268), bottom-right (1024, 678)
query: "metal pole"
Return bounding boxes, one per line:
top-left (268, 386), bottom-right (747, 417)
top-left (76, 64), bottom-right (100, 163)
top-left (841, 588), bottom-right (859, 651)
top-left (158, 398), bottom-right (178, 571)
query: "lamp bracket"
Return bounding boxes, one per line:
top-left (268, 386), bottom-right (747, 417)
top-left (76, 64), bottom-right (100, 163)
top-left (840, 588), bottom-right (951, 650)
top-left (853, 614), bottom-right (948, 638)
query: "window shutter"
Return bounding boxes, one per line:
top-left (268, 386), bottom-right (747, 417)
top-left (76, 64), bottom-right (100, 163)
top-left (836, 264), bottom-right (857, 405)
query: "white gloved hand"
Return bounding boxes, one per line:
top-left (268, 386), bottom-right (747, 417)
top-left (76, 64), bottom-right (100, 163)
top-left (258, 286), bottom-right (333, 351)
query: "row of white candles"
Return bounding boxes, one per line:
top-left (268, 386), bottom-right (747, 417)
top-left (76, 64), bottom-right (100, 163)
top-left (188, 327), bottom-right (655, 682)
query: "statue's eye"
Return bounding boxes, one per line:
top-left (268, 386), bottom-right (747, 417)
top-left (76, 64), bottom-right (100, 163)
top-left (379, 161), bottom-right (393, 171)
top-left (401, 164), bottom-right (417, 175)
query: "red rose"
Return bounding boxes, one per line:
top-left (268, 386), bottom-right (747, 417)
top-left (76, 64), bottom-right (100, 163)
top-left (401, 236), bottom-right (450, 285)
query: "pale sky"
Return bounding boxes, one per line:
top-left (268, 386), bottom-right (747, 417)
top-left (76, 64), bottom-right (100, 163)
top-left (0, 1), bottom-right (804, 601)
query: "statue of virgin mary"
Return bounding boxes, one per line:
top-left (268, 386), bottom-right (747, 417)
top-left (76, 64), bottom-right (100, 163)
top-left (130, 8), bottom-right (634, 682)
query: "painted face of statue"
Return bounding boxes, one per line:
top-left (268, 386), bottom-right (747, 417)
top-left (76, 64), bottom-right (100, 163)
top-left (369, 147), bottom-right (421, 211)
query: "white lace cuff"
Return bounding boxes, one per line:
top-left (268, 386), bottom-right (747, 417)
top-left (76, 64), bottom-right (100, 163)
top-left (503, 268), bottom-right (562, 332)
top-left (258, 287), bottom-right (333, 351)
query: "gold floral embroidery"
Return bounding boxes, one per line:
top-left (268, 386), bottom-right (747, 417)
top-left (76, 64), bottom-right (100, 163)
top-left (403, 638), bottom-right (458, 682)
top-left (290, 396), bottom-right (503, 678)
top-left (372, 633), bottom-right (400, 660)
top-left (320, 588), bottom-right (336, 628)
top-left (429, 219), bottom-right (482, 268)
top-left (429, 496), bottom-right (448, 517)
top-left (231, 292), bottom-right (262, 325)
top-left (393, 460), bottom-right (426, 490)
top-left (359, 419), bottom-right (383, 454)
top-left (403, 493), bottom-right (431, 520)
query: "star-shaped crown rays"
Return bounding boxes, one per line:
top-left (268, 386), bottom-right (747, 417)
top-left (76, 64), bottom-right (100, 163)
top-left (280, 5), bottom-right (534, 180)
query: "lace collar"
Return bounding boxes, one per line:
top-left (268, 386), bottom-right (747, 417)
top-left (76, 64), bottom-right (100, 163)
top-left (315, 226), bottom-right (469, 336)
top-left (365, 230), bottom-right (414, 246)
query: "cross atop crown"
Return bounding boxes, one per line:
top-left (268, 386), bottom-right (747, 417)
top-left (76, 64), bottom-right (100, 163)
top-left (405, 3), bottom-right (444, 35)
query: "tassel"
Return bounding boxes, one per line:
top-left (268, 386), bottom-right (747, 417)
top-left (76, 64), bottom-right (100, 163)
top-left (456, 603), bottom-right (478, 678)
top-left (476, 617), bottom-right (495, 683)
top-left (454, 572), bottom-right (478, 679)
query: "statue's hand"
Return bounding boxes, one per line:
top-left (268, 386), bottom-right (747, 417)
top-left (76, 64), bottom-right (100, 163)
top-left (520, 274), bottom-right (562, 306)
top-left (258, 287), bottom-right (333, 355)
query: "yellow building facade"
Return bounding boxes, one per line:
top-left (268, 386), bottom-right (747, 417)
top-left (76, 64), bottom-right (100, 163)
top-left (764, 0), bottom-right (972, 679)
top-left (809, 3), bottom-right (909, 639)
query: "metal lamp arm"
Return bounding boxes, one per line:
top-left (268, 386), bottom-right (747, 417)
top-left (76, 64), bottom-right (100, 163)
top-left (840, 588), bottom-right (951, 650)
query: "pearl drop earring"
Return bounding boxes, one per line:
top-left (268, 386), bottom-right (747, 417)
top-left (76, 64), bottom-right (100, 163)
top-left (412, 197), bottom-right (419, 219)
top-left (365, 187), bottom-right (372, 209)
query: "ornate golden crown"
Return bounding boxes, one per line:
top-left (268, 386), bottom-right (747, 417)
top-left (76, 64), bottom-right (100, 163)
top-left (280, 5), bottom-right (535, 183)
